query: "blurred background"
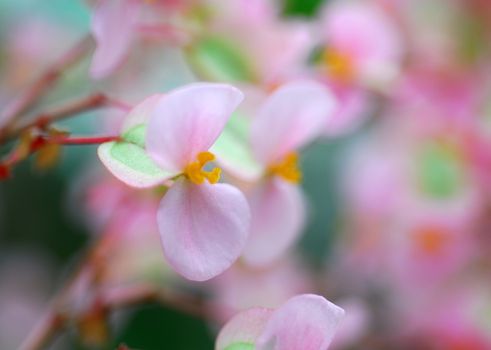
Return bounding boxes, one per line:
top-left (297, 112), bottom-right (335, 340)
top-left (1, 0), bottom-right (491, 349)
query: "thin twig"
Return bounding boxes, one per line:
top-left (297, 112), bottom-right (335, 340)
top-left (18, 312), bottom-right (67, 350)
top-left (0, 35), bottom-right (94, 132)
top-left (49, 135), bottom-right (121, 146)
top-left (2, 93), bottom-right (121, 143)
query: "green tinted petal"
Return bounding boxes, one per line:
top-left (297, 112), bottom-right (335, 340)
top-left (212, 114), bottom-right (263, 180)
top-left (224, 343), bottom-right (255, 350)
top-left (98, 137), bottom-right (175, 188)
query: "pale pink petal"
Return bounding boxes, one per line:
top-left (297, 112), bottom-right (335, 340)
top-left (256, 294), bottom-right (345, 350)
top-left (90, 0), bottom-right (141, 79)
top-left (324, 86), bottom-right (370, 137)
top-left (157, 178), bottom-right (250, 281)
top-left (146, 83), bottom-right (244, 172)
top-left (122, 94), bottom-right (164, 132)
top-left (216, 308), bottom-right (274, 350)
top-left (242, 178), bottom-right (306, 267)
top-left (250, 81), bottom-right (336, 165)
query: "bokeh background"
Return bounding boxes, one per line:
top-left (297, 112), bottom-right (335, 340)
top-left (2, 0), bottom-right (491, 349)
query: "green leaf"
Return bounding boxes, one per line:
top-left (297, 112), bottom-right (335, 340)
top-left (187, 36), bottom-right (257, 82)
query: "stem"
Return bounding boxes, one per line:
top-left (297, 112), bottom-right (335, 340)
top-left (50, 135), bottom-right (121, 146)
top-left (18, 312), bottom-right (67, 350)
top-left (19, 230), bottom-right (221, 350)
top-left (0, 35), bottom-right (94, 132)
top-left (3, 93), bottom-right (127, 144)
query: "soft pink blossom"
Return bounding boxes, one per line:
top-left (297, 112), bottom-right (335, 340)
top-left (99, 83), bottom-right (251, 281)
top-left (241, 81), bottom-right (335, 266)
top-left (320, 1), bottom-right (403, 87)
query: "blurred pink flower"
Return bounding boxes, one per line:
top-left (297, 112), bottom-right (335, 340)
top-left (216, 294), bottom-right (344, 350)
top-left (320, 1), bottom-right (403, 88)
top-left (241, 81), bottom-right (336, 266)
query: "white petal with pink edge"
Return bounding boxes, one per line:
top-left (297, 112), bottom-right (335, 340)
top-left (242, 178), bottom-right (306, 267)
top-left (250, 81), bottom-right (336, 165)
top-left (121, 94), bottom-right (164, 133)
top-left (157, 178), bottom-right (250, 281)
top-left (256, 294), bottom-right (345, 350)
top-left (146, 83), bottom-right (244, 172)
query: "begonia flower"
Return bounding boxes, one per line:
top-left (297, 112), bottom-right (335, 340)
top-left (215, 294), bottom-right (344, 350)
top-left (98, 83), bottom-right (250, 281)
top-left (217, 81), bottom-right (336, 266)
top-left (319, 1), bottom-right (403, 88)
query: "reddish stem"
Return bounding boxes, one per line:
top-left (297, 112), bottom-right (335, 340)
top-left (50, 135), bottom-right (121, 146)
top-left (0, 35), bottom-right (94, 131)
top-left (3, 93), bottom-right (127, 143)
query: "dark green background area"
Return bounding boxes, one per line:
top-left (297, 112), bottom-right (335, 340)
top-left (0, 0), bottom-right (335, 349)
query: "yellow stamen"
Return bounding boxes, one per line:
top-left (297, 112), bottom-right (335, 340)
top-left (268, 152), bottom-right (302, 184)
top-left (323, 48), bottom-right (354, 82)
top-left (184, 151), bottom-right (222, 185)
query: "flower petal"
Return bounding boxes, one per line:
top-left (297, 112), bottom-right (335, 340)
top-left (97, 95), bottom-right (177, 188)
top-left (211, 113), bottom-right (263, 182)
top-left (256, 294), bottom-right (345, 350)
top-left (242, 178), bottom-right (306, 267)
top-left (97, 140), bottom-right (175, 188)
top-left (146, 83), bottom-right (244, 172)
top-left (322, 2), bottom-right (402, 73)
top-left (122, 94), bottom-right (164, 133)
top-left (89, 0), bottom-right (140, 79)
top-left (250, 81), bottom-right (336, 165)
top-left (157, 178), bottom-right (250, 281)
top-left (216, 308), bottom-right (274, 350)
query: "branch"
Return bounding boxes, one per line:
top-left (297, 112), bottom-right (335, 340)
top-left (3, 92), bottom-right (128, 143)
top-left (18, 312), bottom-right (67, 350)
top-left (0, 34), bottom-right (94, 132)
top-left (50, 135), bottom-right (121, 146)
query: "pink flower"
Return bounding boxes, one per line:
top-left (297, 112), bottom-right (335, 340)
top-left (216, 294), bottom-right (344, 350)
top-left (241, 81), bottom-right (336, 266)
top-left (319, 2), bottom-right (402, 88)
top-left (98, 83), bottom-right (250, 281)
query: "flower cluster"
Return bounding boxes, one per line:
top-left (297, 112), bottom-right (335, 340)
top-left (2, 0), bottom-right (491, 348)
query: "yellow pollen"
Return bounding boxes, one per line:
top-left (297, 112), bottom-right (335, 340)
top-left (322, 48), bottom-right (354, 82)
top-left (268, 152), bottom-right (302, 184)
top-left (184, 151), bottom-right (222, 185)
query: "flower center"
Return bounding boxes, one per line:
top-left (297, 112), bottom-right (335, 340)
top-left (414, 226), bottom-right (448, 255)
top-left (184, 151), bottom-right (222, 185)
top-left (322, 48), bottom-right (354, 82)
top-left (267, 152), bottom-right (302, 184)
